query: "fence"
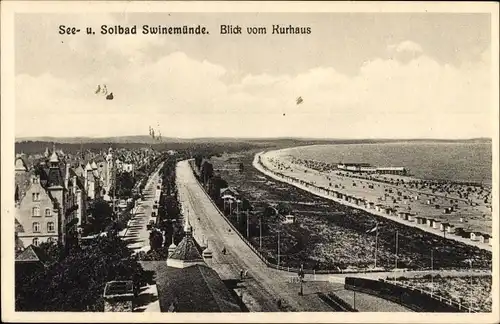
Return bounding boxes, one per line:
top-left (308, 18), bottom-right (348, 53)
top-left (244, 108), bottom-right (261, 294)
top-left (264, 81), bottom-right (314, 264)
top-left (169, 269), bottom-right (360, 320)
top-left (344, 277), bottom-right (475, 313)
top-left (317, 292), bottom-right (358, 312)
top-left (384, 279), bottom-right (476, 312)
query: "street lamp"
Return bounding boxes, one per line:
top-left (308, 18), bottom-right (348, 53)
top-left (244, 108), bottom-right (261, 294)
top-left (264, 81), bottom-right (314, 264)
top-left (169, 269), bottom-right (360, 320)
top-left (277, 229), bottom-right (281, 268)
top-left (469, 259), bottom-right (473, 313)
top-left (298, 263), bottom-right (305, 296)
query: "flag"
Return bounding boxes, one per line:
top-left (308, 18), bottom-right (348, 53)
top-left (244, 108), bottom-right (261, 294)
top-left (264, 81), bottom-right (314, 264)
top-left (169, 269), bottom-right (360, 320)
top-left (366, 224), bottom-right (379, 234)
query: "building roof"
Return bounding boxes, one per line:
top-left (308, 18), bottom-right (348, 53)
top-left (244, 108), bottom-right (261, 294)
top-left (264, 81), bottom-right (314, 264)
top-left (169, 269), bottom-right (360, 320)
top-left (49, 150), bottom-right (59, 163)
top-left (15, 156), bottom-right (28, 171)
top-left (220, 187), bottom-right (239, 196)
top-left (155, 263), bottom-right (241, 312)
top-left (103, 280), bottom-right (134, 298)
top-left (15, 245), bottom-right (50, 264)
top-left (168, 232), bottom-right (204, 263)
top-left (15, 218), bottom-right (25, 233)
top-left (15, 170), bottom-right (34, 202)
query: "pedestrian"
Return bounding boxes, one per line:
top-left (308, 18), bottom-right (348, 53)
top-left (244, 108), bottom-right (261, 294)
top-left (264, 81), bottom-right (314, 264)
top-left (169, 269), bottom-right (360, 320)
top-left (240, 270), bottom-right (244, 280)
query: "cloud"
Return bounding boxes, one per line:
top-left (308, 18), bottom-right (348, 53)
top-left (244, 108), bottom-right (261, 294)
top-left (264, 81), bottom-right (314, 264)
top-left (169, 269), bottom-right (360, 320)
top-left (15, 45), bottom-right (492, 138)
top-left (388, 40), bottom-right (424, 54)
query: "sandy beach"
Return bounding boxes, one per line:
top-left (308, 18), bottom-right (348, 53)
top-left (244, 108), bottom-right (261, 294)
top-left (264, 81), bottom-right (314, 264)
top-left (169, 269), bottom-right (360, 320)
top-left (254, 149), bottom-right (492, 252)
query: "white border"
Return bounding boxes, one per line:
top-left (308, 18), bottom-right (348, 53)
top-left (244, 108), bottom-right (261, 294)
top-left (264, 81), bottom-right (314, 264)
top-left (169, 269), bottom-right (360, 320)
top-left (1, 1), bottom-right (498, 323)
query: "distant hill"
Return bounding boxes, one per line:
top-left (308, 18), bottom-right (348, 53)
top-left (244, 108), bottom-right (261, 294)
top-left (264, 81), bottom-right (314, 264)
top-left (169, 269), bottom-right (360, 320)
top-left (14, 136), bottom-right (492, 145)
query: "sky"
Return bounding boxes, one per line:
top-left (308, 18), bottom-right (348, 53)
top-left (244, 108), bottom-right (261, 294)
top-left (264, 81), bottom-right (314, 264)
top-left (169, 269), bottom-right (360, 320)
top-left (14, 12), bottom-right (493, 139)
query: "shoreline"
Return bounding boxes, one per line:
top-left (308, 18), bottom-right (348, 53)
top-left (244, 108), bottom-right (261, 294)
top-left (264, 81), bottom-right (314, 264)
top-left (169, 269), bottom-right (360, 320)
top-left (253, 150), bottom-right (492, 253)
top-left (275, 143), bottom-right (492, 187)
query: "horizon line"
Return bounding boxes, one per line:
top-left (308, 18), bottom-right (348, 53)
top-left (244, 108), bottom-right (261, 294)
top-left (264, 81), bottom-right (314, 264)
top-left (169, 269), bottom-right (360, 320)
top-left (14, 135), bottom-right (492, 141)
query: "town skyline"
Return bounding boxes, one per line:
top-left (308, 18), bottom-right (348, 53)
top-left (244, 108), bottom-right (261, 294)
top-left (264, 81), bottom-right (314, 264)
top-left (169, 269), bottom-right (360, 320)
top-left (14, 12), bottom-right (494, 139)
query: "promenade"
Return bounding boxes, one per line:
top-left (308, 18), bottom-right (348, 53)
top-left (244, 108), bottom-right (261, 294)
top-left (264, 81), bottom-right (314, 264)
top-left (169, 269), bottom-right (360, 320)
top-left (253, 151), bottom-right (492, 252)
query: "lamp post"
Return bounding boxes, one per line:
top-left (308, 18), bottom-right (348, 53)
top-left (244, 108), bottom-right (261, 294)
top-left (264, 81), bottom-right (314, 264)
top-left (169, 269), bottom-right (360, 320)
top-left (298, 263), bottom-right (305, 296)
top-left (246, 210), bottom-right (250, 238)
top-left (469, 259), bottom-right (473, 313)
top-left (277, 229), bottom-right (281, 268)
top-left (259, 215), bottom-right (262, 250)
top-left (431, 248), bottom-right (434, 295)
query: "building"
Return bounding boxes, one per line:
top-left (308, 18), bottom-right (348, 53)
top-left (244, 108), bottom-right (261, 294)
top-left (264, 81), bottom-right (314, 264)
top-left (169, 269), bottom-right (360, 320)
top-left (478, 234), bottom-right (490, 244)
top-left (16, 174), bottom-right (59, 247)
top-left (220, 187), bottom-right (240, 199)
top-left (15, 148), bottom-right (86, 247)
top-left (415, 216), bottom-right (426, 225)
top-left (158, 221), bottom-right (241, 312)
top-left (15, 244), bottom-right (50, 279)
top-left (470, 232), bottom-right (481, 241)
top-left (283, 214), bottom-right (296, 224)
top-left (336, 163), bottom-right (407, 175)
top-left (440, 222), bottom-right (451, 232)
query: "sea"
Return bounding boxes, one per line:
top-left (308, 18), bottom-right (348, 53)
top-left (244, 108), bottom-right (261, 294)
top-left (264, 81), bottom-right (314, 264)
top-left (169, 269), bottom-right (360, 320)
top-left (283, 142), bottom-right (492, 186)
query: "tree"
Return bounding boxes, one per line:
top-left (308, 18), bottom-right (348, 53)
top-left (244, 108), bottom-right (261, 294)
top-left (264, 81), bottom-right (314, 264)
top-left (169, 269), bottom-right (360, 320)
top-left (194, 155), bottom-right (203, 170)
top-left (86, 198), bottom-right (113, 234)
top-left (208, 176), bottom-right (228, 200)
top-left (201, 161), bottom-right (214, 184)
top-left (16, 237), bottom-right (150, 311)
top-left (111, 171), bottom-right (135, 198)
top-left (276, 202), bottom-right (292, 215)
top-left (241, 198), bottom-right (252, 212)
top-left (149, 230), bottom-right (164, 250)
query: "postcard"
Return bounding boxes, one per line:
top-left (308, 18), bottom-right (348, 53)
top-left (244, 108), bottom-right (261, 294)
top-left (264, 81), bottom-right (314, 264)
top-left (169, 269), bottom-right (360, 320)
top-left (1, 1), bottom-right (498, 323)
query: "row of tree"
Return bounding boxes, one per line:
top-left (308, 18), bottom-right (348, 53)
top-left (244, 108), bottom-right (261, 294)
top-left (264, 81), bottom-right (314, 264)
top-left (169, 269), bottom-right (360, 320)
top-left (138, 154), bottom-right (186, 261)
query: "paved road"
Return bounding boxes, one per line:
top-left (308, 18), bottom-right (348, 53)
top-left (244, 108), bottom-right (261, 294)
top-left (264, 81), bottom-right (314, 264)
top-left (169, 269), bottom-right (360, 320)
top-left (176, 160), bottom-right (411, 312)
top-left (254, 151), bottom-right (492, 252)
top-left (118, 163), bottom-right (164, 312)
top-left (121, 162), bottom-right (163, 254)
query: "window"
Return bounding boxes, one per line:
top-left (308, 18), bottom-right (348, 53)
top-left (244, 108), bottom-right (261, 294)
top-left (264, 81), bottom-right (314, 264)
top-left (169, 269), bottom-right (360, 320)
top-left (33, 222), bottom-right (40, 233)
top-left (32, 207), bottom-right (40, 217)
top-left (32, 238), bottom-right (39, 246)
top-left (45, 208), bottom-right (52, 217)
top-left (47, 222), bottom-right (55, 232)
top-left (32, 193), bottom-right (40, 202)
